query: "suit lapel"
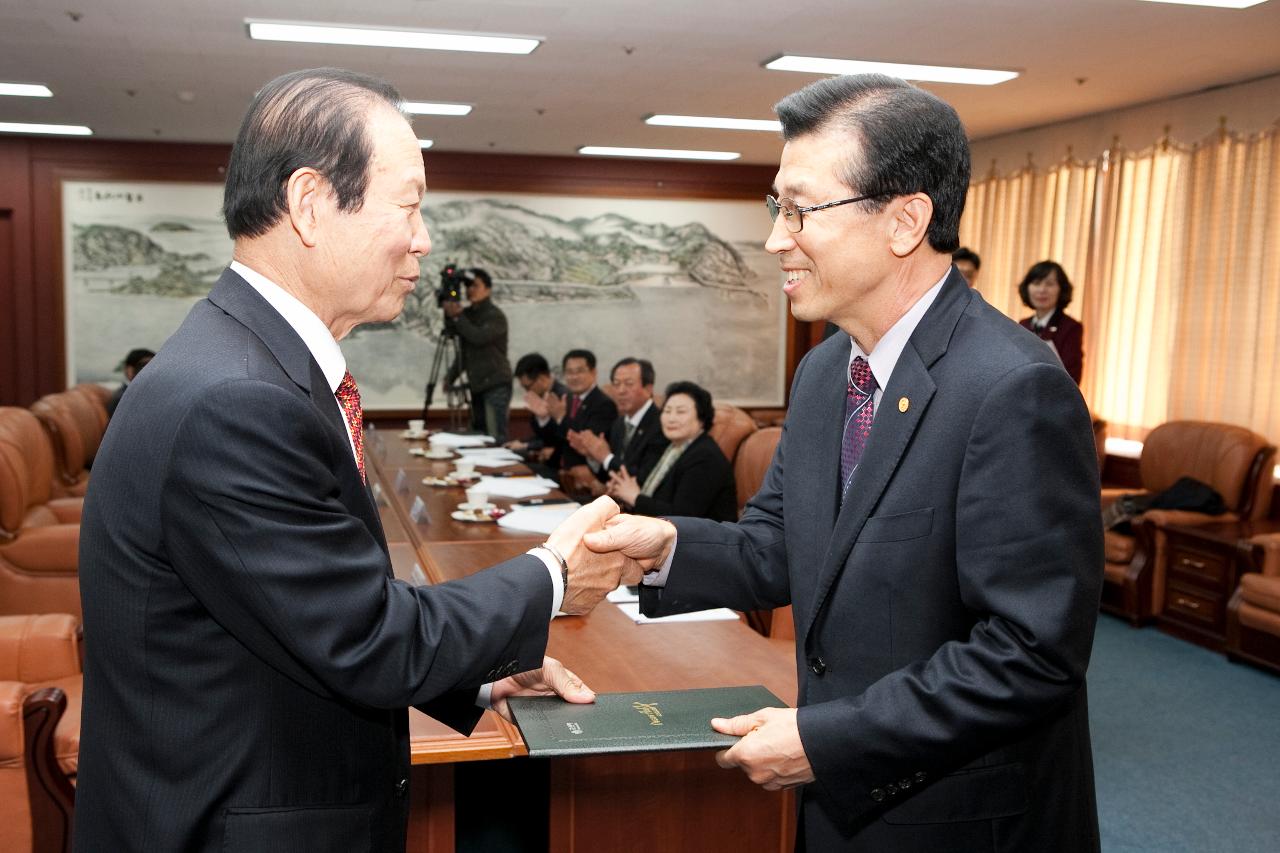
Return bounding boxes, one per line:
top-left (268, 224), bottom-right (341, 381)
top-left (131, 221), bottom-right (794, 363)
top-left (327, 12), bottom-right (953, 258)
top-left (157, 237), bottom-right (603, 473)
top-left (802, 271), bottom-right (972, 642)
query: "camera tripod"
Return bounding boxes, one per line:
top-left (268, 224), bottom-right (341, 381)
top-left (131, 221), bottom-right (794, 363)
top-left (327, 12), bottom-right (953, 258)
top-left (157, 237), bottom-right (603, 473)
top-left (422, 323), bottom-right (471, 429)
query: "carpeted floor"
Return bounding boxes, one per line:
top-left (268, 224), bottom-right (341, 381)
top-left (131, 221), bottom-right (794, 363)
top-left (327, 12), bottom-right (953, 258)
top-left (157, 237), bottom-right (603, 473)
top-left (1090, 614), bottom-right (1280, 852)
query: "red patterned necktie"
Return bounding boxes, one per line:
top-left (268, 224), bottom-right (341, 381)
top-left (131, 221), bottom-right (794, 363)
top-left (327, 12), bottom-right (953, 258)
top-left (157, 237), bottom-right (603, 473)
top-left (840, 356), bottom-right (877, 503)
top-left (335, 370), bottom-right (366, 482)
top-left (569, 394), bottom-right (582, 419)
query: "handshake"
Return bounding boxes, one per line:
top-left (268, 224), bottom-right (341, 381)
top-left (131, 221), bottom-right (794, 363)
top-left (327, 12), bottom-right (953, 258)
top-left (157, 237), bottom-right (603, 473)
top-left (544, 495), bottom-right (676, 615)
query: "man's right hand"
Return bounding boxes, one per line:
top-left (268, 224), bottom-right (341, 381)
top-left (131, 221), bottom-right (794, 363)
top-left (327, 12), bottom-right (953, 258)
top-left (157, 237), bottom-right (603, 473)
top-left (545, 392), bottom-right (568, 423)
top-left (583, 514), bottom-right (677, 580)
top-left (545, 496), bottom-right (627, 615)
top-left (524, 390), bottom-right (550, 419)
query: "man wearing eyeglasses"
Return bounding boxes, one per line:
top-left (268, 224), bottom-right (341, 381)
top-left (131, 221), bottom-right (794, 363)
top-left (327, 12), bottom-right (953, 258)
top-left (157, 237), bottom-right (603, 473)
top-left (588, 74), bottom-right (1102, 853)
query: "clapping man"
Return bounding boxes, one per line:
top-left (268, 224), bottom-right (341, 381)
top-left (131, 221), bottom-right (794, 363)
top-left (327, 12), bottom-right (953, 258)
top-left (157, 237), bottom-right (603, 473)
top-left (567, 357), bottom-right (668, 491)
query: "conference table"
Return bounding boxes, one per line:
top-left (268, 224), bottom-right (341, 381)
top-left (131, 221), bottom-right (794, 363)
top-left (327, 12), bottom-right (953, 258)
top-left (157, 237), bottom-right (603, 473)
top-left (366, 427), bottom-right (799, 853)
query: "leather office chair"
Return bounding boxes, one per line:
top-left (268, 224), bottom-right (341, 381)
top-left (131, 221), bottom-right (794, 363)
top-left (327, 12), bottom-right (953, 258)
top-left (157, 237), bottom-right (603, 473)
top-left (30, 396), bottom-right (92, 498)
top-left (0, 613), bottom-right (81, 853)
top-left (0, 409), bottom-right (83, 619)
top-left (708, 403), bottom-right (757, 466)
top-left (1101, 421), bottom-right (1275, 625)
top-left (733, 427), bottom-right (781, 515)
top-left (1226, 534), bottom-right (1280, 675)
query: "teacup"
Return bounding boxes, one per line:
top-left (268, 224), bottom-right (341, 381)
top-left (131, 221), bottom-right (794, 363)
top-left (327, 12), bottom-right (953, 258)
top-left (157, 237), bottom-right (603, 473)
top-left (454, 459), bottom-right (476, 476)
top-left (407, 418), bottom-right (426, 435)
top-left (464, 485), bottom-right (490, 508)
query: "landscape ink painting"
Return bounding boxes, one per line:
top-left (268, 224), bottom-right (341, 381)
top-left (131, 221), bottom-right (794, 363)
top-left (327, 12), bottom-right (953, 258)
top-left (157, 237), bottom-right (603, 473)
top-left (64, 182), bottom-right (786, 408)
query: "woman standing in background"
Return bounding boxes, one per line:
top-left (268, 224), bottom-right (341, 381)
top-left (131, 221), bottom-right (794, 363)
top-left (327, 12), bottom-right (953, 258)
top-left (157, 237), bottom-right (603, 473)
top-left (1018, 260), bottom-right (1084, 384)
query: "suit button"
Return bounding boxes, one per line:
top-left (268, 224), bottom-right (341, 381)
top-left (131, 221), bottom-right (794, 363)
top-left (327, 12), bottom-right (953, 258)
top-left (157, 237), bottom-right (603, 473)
top-left (885, 782), bottom-right (899, 797)
top-left (870, 787), bottom-right (885, 802)
top-left (395, 778), bottom-right (408, 798)
top-left (898, 777), bottom-right (912, 790)
top-left (914, 771), bottom-right (927, 783)
top-left (807, 656), bottom-right (827, 676)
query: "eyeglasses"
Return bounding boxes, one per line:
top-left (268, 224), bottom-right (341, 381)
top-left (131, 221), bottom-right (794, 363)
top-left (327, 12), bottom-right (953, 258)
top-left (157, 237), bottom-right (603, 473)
top-left (765, 192), bottom-right (887, 233)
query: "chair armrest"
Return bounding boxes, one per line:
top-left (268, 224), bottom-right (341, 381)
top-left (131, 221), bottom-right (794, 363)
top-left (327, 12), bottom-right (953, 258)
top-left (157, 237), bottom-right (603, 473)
top-left (46, 499), bottom-right (83, 524)
top-left (0, 525), bottom-right (79, 574)
top-left (1250, 533), bottom-right (1280, 577)
top-left (0, 614), bottom-right (81, 682)
top-left (0, 680), bottom-right (25, 762)
top-left (1141, 509), bottom-right (1240, 528)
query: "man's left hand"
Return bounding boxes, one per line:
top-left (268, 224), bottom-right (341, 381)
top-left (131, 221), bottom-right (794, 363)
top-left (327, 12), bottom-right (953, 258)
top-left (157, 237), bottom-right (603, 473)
top-left (490, 655), bottom-right (595, 721)
top-left (712, 707), bottom-right (814, 791)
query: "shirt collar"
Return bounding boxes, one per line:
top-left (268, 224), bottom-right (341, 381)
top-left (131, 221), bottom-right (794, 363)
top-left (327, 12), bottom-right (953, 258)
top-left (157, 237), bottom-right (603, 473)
top-left (230, 261), bottom-right (347, 394)
top-left (848, 269), bottom-right (949, 391)
top-left (627, 398), bottom-right (654, 427)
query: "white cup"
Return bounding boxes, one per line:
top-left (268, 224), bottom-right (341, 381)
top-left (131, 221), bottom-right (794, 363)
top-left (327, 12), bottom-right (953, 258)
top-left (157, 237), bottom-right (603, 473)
top-left (407, 418), bottom-right (426, 434)
top-left (454, 459), bottom-right (476, 476)
top-left (465, 485), bottom-right (489, 508)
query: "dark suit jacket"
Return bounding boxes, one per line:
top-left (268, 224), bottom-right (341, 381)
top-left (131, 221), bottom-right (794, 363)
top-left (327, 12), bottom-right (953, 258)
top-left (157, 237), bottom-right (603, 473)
top-left (555, 385), bottom-right (617, 469)
top-left (594, 401), bottom-right (668, 484)
top-left (642, 270), bottom-right (1103, 852)
top-left (529, 379), bottom-right (569, 467)
top-left (1020, 309), bottom-right (1083, 384)
top-left (446, 298), bottom-right (511, 394)
top-left (75, 269), bottom-right (554, 853)
top-left (632, 432), bottom-right (736, 523)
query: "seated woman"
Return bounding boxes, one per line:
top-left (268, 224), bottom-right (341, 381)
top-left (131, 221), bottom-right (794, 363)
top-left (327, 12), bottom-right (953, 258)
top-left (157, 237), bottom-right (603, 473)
top-left (1017, 260), bottom-right (1084, 384)
top-left (606, 381), bottom-right (737, 522)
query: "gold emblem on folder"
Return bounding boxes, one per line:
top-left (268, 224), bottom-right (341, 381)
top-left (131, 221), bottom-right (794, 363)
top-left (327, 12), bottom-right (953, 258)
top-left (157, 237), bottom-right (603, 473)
top-left (632, 701), bottom-right (664, 726)
top-left (898, 397), bottom-right (909, 413)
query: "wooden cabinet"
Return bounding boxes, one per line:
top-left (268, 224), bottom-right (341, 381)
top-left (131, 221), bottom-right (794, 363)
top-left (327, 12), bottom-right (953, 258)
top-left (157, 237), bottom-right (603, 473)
top-left (1158, 520), bottom-right (1280, 649)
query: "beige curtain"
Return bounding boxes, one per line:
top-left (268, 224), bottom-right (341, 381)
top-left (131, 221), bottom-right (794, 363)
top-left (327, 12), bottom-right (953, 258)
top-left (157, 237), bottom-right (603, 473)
top-left (959, 122), bottom-right (1280, 444)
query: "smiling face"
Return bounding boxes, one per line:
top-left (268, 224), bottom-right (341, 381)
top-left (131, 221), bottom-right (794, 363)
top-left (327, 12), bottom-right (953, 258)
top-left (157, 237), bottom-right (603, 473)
top-left (1028, 270), bottom-right (1062, 314)
top-left (660, 393), bottom-right (702, 444)
top-left (562, 357), bottom-right (595, 395)
top-left (610, 362), bottom-right (652, 417)
top-left (314, 103), bottom-right (431, 339)
top-left (765, 128), bottom-right (896, 333)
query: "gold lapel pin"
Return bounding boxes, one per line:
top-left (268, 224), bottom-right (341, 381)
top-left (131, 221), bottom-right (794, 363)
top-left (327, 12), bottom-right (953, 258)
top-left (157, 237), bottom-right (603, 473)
top-left (898, 397), bottom-right (910, 413)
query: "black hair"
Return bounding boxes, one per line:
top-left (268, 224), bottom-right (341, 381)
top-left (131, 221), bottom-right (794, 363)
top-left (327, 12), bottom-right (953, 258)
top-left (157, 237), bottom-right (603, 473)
top-left (952, 247), bottom-right (981, 269)
top-left (1017, 261), bottom-right (1074, 311)
top-left (467, 268), bottom-right (492, 289)
top-left (562, 349), bottom-right (597, 371)
top-left (611, 357), bottom-right (655, 388)
top-left (774, 74), bottom-right (970, 253)
top-left (223, 68), bottom-right (404, 240)
top-left (514, 352), bottom-right (551, 379)
top-left (663, 381), bottom-right (715, 431)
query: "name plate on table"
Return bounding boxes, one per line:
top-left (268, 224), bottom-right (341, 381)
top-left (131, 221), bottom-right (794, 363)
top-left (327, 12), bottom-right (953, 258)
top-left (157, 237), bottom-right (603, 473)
top-left (507, 685), bottom-right (783, 757)
top-left (370, 482), bottom-right (385, 505)
top-left (411, 562), bottom-right (428, 586)
top-left (409, 495), bottom-right (429, 524)
top-left (394, 468), bottom-right (409, 493)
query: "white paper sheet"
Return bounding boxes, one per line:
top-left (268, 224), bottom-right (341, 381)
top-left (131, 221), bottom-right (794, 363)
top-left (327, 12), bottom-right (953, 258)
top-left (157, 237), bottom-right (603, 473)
top-left (428, 432), bottom-right (495, 448)
top-left (606, 584), bottom-right (640, 604)
top-left (496, 504), bottom-right (581, 535)
top-left (613, 602), bottom-right (741, 624)
top-left (477, 475), bottom-right (559, 499)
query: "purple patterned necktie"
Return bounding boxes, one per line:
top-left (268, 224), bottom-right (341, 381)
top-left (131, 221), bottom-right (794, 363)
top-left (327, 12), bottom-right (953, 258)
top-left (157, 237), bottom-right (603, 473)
top-left (840, 356), bottom-right (877, 503)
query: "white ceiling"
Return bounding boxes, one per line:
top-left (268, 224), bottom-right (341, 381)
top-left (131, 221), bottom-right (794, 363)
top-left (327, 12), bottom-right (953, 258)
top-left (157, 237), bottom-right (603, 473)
top-left (1, 0), bottom-right (1278, 164)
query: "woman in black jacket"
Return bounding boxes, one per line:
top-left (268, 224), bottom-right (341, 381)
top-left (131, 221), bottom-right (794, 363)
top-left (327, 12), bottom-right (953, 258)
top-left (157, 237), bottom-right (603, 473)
top-left (606, 381), bottom-right (737, 522)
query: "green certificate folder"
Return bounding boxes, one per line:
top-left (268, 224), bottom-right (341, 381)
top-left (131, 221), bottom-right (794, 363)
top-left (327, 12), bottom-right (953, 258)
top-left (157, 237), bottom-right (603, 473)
top-left (507, 685), bottom-right (785, 757)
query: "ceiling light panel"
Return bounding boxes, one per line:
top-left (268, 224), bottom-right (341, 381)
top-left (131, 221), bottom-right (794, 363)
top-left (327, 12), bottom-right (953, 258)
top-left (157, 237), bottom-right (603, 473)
top-left (245, 21), bottom-right (541, 54)
top-left (646, 115), bottom-right (782, 132)
top-left (1138, 1), bottom-right (1269, 8)
top-left (578, 146), bottom-right (740, 161)
top-left (0, 122), bottom-right (92, 136)
top-left (418, 139), bottom-right (434, 149)
top-left (765, 55), bottom-right (1018, 86)
top-left (403, 102), bottom-right (472, 116)
top-left (0, 83), bottom-right (53, 98)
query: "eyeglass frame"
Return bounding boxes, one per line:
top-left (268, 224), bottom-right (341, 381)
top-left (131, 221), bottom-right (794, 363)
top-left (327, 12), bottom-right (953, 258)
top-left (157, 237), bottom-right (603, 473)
top-left (765, 191), bottom-right (891, 233)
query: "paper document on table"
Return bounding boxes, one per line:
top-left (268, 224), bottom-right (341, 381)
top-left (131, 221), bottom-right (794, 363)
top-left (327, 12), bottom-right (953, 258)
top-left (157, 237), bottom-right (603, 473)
top-left (458, 449), bottom-right (525, 467)
top-left (606, 585), bottom-right (640, 604)
top-left (497, 504), bottom-right (581, 535)
top-left (613, 602), bottom-right (740, 624)
top-left (429, 433), bottom-right (495, 448)
top-left (477, 475), bottom-right (559, 499)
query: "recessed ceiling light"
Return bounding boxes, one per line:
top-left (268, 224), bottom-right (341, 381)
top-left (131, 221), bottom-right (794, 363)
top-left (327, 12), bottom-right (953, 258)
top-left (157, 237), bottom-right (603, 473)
top-left (578, 146), bottom-right (740, 161)
top-left (403, 101), bottom-right (472, 116)
top-left (646, 115), bottom-right (782, 132)
top-left (418, 139), bottom-right (434, 149)
top-left (0, 82), bottom-right (53, 98)
top-left (1138, 0), bottom-right (1268, 7)
top-left (765, 55), bottom-right (1018, 86)
top-left (245, 20), bottom-right (541, 55)
top-left (0, 121), bottom-right (91, 136)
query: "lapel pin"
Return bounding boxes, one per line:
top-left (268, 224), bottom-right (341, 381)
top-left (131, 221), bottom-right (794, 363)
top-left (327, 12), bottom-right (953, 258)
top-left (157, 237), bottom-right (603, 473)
top-left (898, 397), bottom-right (909, 413)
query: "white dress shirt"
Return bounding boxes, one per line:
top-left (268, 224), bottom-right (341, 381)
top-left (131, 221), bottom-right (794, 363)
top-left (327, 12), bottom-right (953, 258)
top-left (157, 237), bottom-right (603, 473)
top-left (602, 397), bottom-right (654, 471)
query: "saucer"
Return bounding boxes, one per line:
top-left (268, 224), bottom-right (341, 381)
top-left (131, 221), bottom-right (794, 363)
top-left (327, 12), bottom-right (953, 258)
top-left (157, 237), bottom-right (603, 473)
top-left (457, 501), bottom-right (497, 512)
top-left (451, 508), bottom-right (504, 523)
top-left (422, 449), bottom-right (454, 460)
top-left (402, 430), bottom-right (430, 440)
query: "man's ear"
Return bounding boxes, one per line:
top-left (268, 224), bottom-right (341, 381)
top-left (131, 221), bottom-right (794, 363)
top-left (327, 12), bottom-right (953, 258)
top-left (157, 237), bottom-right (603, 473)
top-left (888, 193), bottom-right (933, 257)
top-left (285, 167), bottom-right (325, 248)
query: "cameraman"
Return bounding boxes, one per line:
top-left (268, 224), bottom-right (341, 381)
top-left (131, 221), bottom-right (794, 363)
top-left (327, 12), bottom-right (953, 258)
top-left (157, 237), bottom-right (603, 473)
top-left (443, 268), bottom-right (513, 443)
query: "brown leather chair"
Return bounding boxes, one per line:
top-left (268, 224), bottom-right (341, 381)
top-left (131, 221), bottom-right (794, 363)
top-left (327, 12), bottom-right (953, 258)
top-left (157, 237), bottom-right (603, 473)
top-left (0, 409), bottom-right (83, 619)
top-left (1101, 421), bottom-right (1275, 625)
top-left (732, 427), bottom-right (781, 514)
top-left (0, 613), bottom-right (81, 853)
top-left (1226, 534), bottom-right (1280, 675)
top-left (708, 403), bottom-right (757, 466)
top-left (29, 395), bottom-right (93, 498)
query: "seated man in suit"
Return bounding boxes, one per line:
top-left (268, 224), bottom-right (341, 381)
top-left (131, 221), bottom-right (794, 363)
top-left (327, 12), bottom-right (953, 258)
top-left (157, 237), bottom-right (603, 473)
top-left (506, 352), bottom-right (568, 469)
top-left (75, 68), bottom-right (628, 853)
top-left (551, 349), bottom-right (617, 495)
top-left (567, 357), bottom-right (668, 490)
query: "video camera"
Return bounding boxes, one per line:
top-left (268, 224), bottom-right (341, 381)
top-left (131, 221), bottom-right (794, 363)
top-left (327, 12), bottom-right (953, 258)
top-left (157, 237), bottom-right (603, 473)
top-left (436, 263), bottom-right (470, 307)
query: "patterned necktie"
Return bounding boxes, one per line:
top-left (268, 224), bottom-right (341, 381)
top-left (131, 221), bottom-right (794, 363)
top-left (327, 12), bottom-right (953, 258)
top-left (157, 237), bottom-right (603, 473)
top-left (335, 370), bottom-right (366, 482)
top-left (623, 419), bottom-right (638, 447)
top-left (840, 357), bottom-right (877, 503)
top-left (570, 394), bottom-right (582, 420)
